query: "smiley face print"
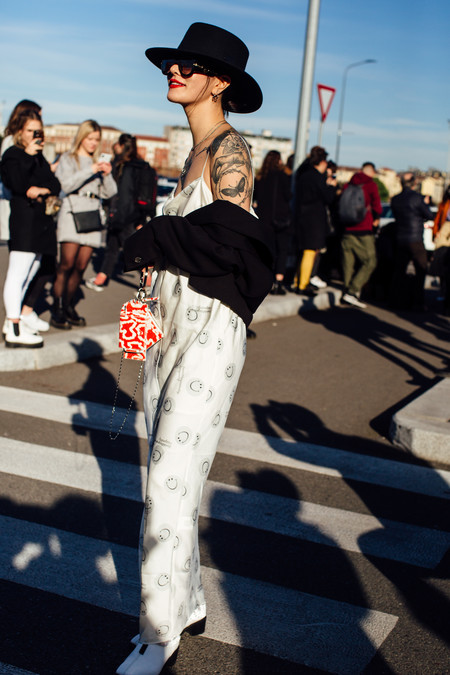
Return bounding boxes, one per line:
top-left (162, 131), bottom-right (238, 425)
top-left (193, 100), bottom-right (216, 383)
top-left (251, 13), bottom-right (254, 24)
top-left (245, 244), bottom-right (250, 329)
top-left (157, 573), bottom-right (170, 589)
top-left (165, 476), bottom-right (180, 492)
top-left (158, 526), bottom-right (172, 542)
top-left (176, 427), bottom-right (191, 445)
top-left (152, 445), bottom-right (164, 463)
top-left (162, 397), bottom-right (174, 414)
top-left (197, 330), bottom-right (210, 347)
top-left (225, 363), bottom-right (235, 380)
top-left (188, 379), bottom-right (204, 395)
top-left (186, 307), bottom-right (199, 322)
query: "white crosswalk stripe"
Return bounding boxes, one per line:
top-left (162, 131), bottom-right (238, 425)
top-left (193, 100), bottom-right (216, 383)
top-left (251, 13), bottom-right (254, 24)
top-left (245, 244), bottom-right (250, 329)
top-left (1, 437), bottom-right (449, 567)
top-left (0, 385), bottom-right (448, 673)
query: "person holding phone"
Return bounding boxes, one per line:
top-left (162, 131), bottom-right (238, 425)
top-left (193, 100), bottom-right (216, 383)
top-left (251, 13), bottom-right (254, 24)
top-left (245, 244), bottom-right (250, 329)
top-left (51, 120), bottom-right (117, 328)
top-left (1, 109), bottom-right (61, 347)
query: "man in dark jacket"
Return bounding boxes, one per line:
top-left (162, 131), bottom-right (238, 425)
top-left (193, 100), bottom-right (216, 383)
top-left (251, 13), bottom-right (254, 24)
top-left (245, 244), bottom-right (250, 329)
top-left (340, 162), bottom-right (382, 308)
top-left (390, 172), bottom-right (434, 309)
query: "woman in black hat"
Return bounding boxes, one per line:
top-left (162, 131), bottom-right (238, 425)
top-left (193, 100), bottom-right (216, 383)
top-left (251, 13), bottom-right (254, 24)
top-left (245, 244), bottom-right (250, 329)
top-left (117, 23), bottom-right (272, 675)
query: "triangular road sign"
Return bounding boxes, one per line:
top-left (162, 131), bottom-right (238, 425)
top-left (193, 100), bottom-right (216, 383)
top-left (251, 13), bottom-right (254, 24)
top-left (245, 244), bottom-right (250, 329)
top-left (317, 84), bottom-right (336, 122)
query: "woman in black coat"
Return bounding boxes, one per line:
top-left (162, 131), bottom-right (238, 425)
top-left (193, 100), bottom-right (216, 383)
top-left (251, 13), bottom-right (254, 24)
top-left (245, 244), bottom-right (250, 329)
top-left (293, 146), bottom-right (336, 294)
top-left (86, 133), bottom-right (156, 291)
top-left (254, 150), bottom-right (292, 294)
top-left (1, 110), bottom-right (60, 347)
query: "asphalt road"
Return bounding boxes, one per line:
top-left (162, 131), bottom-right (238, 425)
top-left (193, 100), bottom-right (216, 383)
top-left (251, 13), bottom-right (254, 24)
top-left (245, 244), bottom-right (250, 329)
top-left (1, 298), bottom-right (450, 674)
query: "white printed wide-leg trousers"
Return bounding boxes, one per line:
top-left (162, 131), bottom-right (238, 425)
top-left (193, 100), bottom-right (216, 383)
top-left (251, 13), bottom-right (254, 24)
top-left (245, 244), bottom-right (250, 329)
top-left (139, 271), bottom-right (246, 644)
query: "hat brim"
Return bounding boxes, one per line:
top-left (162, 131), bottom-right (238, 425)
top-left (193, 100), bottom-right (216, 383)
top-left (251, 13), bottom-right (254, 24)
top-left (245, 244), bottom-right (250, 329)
top-left (145, 46), bottom-right (262, 114)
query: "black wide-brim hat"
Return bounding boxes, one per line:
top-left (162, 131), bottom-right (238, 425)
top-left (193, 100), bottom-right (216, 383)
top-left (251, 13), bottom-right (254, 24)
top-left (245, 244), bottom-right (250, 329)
top-left (145, 22), bottom-right (262, 114)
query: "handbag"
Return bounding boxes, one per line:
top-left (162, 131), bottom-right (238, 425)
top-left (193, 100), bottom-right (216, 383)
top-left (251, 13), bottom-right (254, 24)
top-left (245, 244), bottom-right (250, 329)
top-left (67, 195), bottom-right (103, 233)
top-left (72, 210), bottom-right (102, 233)
top-left (45, 195), bottom-right (62, 217)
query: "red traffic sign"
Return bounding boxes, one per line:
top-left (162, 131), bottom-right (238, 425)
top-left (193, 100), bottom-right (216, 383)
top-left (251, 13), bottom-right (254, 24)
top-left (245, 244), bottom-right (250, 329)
top-left (317, 84), bottom-right (336, 122)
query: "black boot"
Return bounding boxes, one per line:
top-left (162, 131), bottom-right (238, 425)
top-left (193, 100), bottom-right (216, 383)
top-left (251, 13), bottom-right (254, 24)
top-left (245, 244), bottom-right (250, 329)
top-left (50, 298), bottom-right (72, 330)
top-left (64, 300), bottom-right (86, 327)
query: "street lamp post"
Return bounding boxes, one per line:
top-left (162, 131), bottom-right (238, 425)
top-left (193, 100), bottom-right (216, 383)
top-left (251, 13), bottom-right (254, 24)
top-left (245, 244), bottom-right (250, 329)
top-left (335, 59), bottom-right (376, 166)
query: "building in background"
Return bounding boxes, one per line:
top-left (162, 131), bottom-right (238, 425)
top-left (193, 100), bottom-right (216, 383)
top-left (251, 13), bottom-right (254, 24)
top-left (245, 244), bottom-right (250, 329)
top-left (43, 124), bottom-right (121, 162)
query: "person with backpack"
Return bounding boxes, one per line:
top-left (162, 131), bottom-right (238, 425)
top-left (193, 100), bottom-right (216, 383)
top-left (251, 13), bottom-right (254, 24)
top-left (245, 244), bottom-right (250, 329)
top-left (339, 161), bottom-right (382, 308)
top-left (86, 133), bottom-right (157, 291)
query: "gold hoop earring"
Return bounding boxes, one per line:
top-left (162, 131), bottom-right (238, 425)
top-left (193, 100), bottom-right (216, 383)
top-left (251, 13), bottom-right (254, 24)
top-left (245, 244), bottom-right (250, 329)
top-left (211, 93), bottom-right (219, 103)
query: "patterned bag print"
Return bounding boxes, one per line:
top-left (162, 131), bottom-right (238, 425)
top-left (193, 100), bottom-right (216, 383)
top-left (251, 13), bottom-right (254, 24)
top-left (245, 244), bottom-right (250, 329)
top-left (119, 298), bottom-right (163, 361)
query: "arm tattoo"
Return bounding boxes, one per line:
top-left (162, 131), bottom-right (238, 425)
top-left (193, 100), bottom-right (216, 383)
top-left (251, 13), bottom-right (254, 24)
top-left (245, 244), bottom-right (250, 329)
top-left (210, 130), bottom-right (252, 206)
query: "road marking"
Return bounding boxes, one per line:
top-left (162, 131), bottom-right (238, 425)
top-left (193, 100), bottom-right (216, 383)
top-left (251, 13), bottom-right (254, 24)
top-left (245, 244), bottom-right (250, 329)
top-left (0, 666), bottom-right (39, 675)
top-left (0, 515), bottom-right (397, 674)
top-left (0, 386), bottom-right (449, 500)
top-left (1, 437), bottom-right (449, 568)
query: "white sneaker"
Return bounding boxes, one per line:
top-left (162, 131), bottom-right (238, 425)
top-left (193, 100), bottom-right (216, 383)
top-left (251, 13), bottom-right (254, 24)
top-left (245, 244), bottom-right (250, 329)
top-left (85, 277), bottom-right (105, 292)
top-left (310, 275), bottom-right (327, 289)
top-left (20, 311), bottom-right (50, 333)
top-left (116, 636), bottom-right (180, 675)
top-left (4, 320), bottom-right (44, 348)
top-left (341, 293), bottom-right (367, 309)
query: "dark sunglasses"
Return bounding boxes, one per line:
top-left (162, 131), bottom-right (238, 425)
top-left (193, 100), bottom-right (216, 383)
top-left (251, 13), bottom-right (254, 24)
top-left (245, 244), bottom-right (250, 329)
top-left (161, 59), bottom-right (218, 78)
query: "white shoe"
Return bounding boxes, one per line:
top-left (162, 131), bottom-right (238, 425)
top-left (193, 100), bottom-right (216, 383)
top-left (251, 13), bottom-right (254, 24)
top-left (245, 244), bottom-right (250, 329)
top-left (4, 320), bottom-right (44, 348)
top-left (341, 293), bottom-right (367, 309)
top-left (116, 636), bottom-right (180, 675)
top-left (20, 311), bottom-right (50, 333)
top-left (85, 277), bottom-right (106, 292)
top-left (131, 603), bottom-right (206, 645)
top-left (310, 275), bottom-right (327, 289)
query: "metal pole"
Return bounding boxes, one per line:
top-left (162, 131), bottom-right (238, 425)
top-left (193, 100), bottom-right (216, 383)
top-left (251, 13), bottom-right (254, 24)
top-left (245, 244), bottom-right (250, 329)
top-left (293, 0), bottom-right (321, 170)
top-left (318, 120), bottom-right (323, 146)
top-left (335, 59), bottom-right (376, 166)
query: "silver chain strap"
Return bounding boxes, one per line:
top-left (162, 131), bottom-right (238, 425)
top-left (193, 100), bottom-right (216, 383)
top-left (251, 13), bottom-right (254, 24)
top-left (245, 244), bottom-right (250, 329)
top-left (109, 351), bottom-right (144, 441)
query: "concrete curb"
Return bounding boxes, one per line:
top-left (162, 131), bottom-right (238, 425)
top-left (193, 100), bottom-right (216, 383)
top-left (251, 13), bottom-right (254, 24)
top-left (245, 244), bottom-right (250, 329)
top-left (0, 288), bottom-right (342, 372)
top-left (390, 378), bottom-right (450, 463)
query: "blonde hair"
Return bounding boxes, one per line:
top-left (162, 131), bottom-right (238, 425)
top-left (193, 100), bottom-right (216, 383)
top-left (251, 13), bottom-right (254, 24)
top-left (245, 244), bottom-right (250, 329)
top-left (70, 119), bottom-right (102, 164)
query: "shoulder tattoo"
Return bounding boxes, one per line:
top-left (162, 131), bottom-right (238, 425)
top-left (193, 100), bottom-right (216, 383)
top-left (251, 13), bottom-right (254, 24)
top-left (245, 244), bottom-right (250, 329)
top-left (210, 130), bottom-right (252, 206)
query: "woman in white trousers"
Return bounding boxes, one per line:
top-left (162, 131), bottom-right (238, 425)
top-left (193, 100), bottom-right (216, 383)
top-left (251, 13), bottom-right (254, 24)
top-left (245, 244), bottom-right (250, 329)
top-left (116, 23), bottom-right (272, 675)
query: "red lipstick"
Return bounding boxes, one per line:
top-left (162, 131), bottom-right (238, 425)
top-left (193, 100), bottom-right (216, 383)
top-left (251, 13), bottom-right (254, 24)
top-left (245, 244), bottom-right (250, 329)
top-left (169, 78), bottom-right (184, 88)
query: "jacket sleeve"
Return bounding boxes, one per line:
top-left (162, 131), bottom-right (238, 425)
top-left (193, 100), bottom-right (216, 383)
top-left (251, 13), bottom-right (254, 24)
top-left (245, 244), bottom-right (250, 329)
top-left (41, 157), bottom-right (61, 195)
top-left (369, 182), bottom-right (382, 217)
top-left (1, 149), bottom-right (35, 196)
top-left (114, 166), bottom-right (139, 225)
top-left (123, 214), bottom-right (231, 274)
top-left (417, 196), bottom-right (434, 222)
top-left (55, 153), bottom-right (98, 194)
top-left (99, 172), bottom-right (117, 200)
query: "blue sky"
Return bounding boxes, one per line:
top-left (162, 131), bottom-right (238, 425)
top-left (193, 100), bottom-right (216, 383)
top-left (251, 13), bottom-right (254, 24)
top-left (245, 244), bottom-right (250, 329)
top-left (1, 0), bottom-right (448, 171)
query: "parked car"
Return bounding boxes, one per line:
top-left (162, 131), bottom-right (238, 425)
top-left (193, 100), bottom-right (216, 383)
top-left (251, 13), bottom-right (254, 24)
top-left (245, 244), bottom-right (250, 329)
top-left (156, 176), bottom-right (177, 213)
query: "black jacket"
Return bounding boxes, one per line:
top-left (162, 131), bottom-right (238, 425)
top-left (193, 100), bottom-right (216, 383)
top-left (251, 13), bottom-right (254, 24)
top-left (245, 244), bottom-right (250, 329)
top-left (391, 188), bottom-right (434, 244)
top-left (294, 164), bottom-right (336, 250)
top-left (108, 159), bottom-right (152, 229)
top-left (1, 145), bottom-right (60, 254)
top-left (123, 200), bottom-right (274, 326)
top-left (254, 170), bottom-right (292, 227)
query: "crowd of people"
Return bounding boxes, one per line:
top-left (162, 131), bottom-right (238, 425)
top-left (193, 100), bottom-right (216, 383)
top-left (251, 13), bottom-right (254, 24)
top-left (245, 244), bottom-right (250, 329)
top-left (254, 145), bottom-right (449, 315)
top-left (0, 101), bottom-right (157, 347)
top-left (1, 100), bottom-right (449, 350)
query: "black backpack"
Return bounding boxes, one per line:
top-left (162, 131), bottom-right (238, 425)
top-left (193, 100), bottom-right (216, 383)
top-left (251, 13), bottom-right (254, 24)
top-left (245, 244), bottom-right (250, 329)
top-left (338, 184), bottom-right (367, 225)
top-left (135, 162), bottom-right (157, 219)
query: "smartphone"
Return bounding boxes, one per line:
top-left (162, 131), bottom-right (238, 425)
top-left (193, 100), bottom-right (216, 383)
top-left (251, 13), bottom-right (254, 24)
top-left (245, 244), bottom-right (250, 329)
top-left (98, 153), bottom-right (112, 163)
top-left (33, 129), bottom-right (44, 146)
